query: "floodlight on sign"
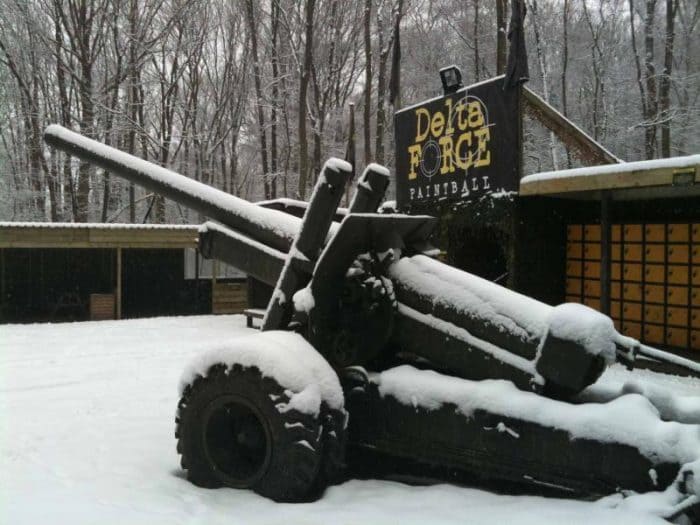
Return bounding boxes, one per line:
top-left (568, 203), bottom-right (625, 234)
top-left (439, 65), bottom-right (463, 95)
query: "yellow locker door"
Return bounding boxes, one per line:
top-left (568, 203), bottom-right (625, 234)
top-left (644, 305), bottom-right (664, 324)
top-left (667, 224), bottom-right (689, 243)
top-left (643, 324), bottom-right (665, 345)
top-left (645, 224), bottom-right (665, 242)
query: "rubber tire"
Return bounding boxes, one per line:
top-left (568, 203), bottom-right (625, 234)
top-left (176, 363), bottom-right (333, 502)
top-left (316, 405), bottom-right (347, 488)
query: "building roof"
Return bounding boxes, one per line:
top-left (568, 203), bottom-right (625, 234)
top-left (0, 222), bottom-right (199, 249)
top-left (519, 154), bottom-right (700, 200)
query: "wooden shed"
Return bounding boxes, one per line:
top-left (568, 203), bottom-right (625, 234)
top-left (519, 154), bottom-right (700, 359)
top-left (0, 222), bottom-right (247, 323)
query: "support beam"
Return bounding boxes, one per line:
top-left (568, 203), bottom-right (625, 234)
top-left (0, 249), bottom-right (5, 316)
top-left (116, 247), bottom-right (122, 320)
top-left (522, 87), bottom-right (621, 166)
top-left (211, 259), bottom-right (218, 314)
top-left (600, 192), bottom-right (612, 316)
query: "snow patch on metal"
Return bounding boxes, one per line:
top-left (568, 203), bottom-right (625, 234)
top-left (179, 331), bottom-right (344, 416)
top-left (372, 365), bottom-right (700, 466)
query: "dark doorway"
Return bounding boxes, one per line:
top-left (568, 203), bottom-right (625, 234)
top-left (0, 248), bottom-right (114, 323)
top-left (448, 227), bottom-right (509, 284)
top-left (122, 249), bottom-right (209, 318)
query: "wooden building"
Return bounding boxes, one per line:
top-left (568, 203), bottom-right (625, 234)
top-left (405, 82), bottom-right (700, 362)
top-left (518, 154), bottom-right (700, 359)
top-left (0, 222), bottom-right (246, 323)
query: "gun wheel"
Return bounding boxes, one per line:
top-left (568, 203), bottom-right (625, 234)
top-left (176, 363), bottom-right (339, 502)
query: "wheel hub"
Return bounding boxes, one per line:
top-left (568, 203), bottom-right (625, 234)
top-left (203, 394), bottom-right (272, 488)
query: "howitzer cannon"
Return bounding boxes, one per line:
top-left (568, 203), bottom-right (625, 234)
top-left (45, 125), bottom-right (700, 520)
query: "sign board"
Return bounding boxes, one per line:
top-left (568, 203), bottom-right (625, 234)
top-left (394, 76), bottom-right (521, 211)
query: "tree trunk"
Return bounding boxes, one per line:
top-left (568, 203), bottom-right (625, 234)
top-left (127, 0), bottom-right (139, 222)
top-left (101, 15), bottom-right (123, 223)
top-left (375, 11), bottom-right (389, 165)
top-left (473, 0), bottom-right (481, 81)
top-left (77, 59), bottom-right (94, 222)
top-left (629, 0), bottom-right (649, 159)
top-left (561, 0), bottom-right (572, 167)
top-left (363, 0), bottom-right (372, 164)
top-left (644, 0), bottom-right (659, 159)
top-left (245, 0), bottom-right (271, 199)
top-left (496, 0), bottom-right (508, 75)
top-left (297, 0), bottom-right (316, 199)
top-left (660, 0), bottom-right (677, 157)
top-left (529, 0), bottom-right (558, 169)
top-left (270, 0), bottom-right (281, 199)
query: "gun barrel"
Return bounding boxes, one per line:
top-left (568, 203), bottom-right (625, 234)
top-left (44, 125), bottom-right (300, 253)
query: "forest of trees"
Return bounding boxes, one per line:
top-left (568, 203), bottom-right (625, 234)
top-left (0, 0), bottom-right (698, 223)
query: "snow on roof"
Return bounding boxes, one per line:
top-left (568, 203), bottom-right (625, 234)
top-left (522, 154), bottom-right (700, 185)
top-left (520, 154), bottom-right (700, 196)
top-left (0, 221), bottom-right (199, 230)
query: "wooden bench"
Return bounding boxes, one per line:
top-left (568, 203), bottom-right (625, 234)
top-left (243, 308), bottom-right (266, 328)
top-left (212, 281), bottom-right (248, 314)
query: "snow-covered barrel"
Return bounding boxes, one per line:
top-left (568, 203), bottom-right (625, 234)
top-left (389, 255), bottom-right (619, 396)
top-left (44, 125), bottom-right (300, 253)
top-left (389, 255), bottom-right (551, 361)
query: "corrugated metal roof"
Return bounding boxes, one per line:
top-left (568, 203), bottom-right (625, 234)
top-left (0, 222), bottom-right (200, 248)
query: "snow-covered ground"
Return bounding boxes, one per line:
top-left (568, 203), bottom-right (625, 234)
top-left (1, 315), bottom-right (697, 524)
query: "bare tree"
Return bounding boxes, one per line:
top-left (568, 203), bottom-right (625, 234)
top-left (363, 0), bottom-right (373, 165)
top-left (2, 0), bottom-right (700, 222)
top-left (660, 0), bottom-right (678, 157)
top-left (528, 0), bottom-right (558, 169)
top-left (297, 0), bottom-right (317, 199)
top-left (496, 0), bottom-right (508, 75)
top-left (244, 0), bottom-right (272, 199)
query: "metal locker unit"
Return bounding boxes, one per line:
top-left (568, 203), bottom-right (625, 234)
top-left (566, 223), bottom-right (700, 353)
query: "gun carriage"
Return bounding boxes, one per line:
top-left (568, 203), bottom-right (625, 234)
top-left (45, 124), bottom-right (700, 521)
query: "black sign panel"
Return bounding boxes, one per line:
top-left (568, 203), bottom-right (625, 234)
top-left (394, 77), bottom-right (520, 210)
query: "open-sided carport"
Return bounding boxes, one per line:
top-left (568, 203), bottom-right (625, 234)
top-left (0, 222), bottom-right (216, 322)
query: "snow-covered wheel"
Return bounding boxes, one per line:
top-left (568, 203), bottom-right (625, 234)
top-left (177, 364), bottom-right (324, 501)
top-left (175, 331), bottom-right (347, 502)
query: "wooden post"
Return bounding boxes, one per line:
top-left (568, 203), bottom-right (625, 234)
top-left (194, 248), bottom-right (200, 311)
top-left (0, 249), bottom-right (5, 314)
top-left (116, 247), bottom-right (123, 320)
top-left (211, 259), bottom-right (218, 314)
top-left (600, 192), bottom-right (612, 315)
